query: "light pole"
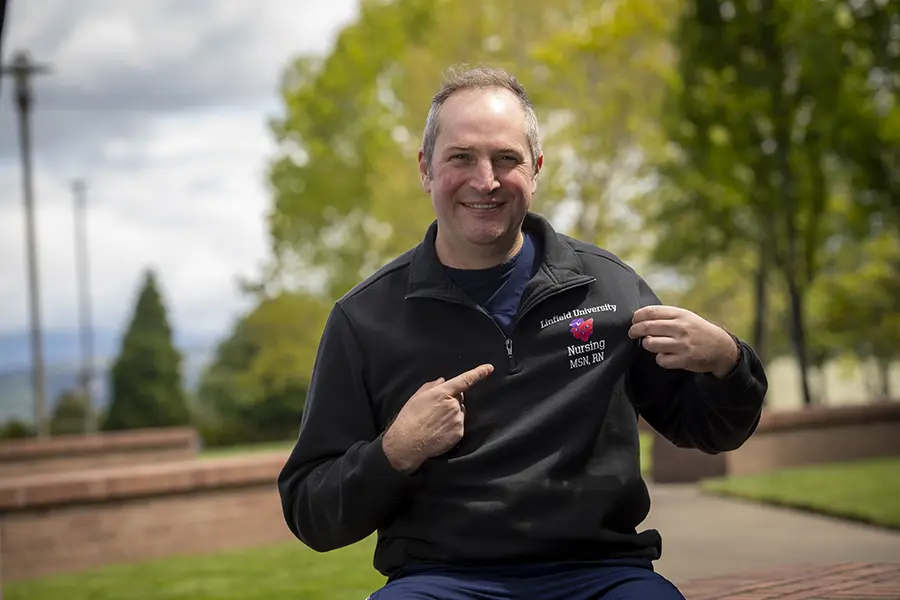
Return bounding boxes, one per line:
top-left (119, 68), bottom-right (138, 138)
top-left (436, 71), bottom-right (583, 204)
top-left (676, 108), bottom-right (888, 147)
top-left (72, 179), bottom-right (95, 433)
top-left (1, 50), bottom-right (52, 438)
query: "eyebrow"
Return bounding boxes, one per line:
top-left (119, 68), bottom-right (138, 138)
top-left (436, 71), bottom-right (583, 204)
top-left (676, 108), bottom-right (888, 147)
top-left (445, 145), bottom-right (524, 155)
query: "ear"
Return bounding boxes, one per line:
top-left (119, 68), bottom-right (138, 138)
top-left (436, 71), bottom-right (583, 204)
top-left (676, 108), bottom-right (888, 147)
top-left (418, 149), bottom-right (432, 194)
top-left (531, 153), bottom-right (544, 194)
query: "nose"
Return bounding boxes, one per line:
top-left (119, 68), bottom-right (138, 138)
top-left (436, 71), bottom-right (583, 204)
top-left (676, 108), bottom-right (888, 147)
top-left (468, 158), bottom-right (500, 195)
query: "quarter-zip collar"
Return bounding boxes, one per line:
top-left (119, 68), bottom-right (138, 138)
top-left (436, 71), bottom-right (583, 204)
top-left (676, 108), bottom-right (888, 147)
top-left (405, 212), bottom-right (592, 304)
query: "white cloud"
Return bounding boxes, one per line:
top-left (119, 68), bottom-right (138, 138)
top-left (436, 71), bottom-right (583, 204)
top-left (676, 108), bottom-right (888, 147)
top-left (0, 109), bottom-right (274, 338)
top-left (0, 0), bottom-right (360, 353)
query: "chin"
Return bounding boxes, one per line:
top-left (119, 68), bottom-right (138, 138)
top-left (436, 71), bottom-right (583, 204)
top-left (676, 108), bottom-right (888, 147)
top-left (466, 225), bottom-right (514, 246)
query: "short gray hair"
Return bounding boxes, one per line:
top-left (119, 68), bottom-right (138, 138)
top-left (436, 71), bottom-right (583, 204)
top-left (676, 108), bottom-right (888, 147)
top-left (421, 64), bottom-right (542, 174)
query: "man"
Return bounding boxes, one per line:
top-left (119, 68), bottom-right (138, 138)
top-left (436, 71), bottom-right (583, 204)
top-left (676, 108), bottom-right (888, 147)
top-left (277, 65), bottom-right (768, 599)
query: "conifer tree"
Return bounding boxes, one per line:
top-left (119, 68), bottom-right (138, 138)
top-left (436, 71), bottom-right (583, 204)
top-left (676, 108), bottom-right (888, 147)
top-left (103, 269), bottom-right (189, 430)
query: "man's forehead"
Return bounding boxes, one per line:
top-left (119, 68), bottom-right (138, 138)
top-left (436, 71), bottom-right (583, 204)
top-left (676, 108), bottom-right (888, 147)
top-left (436, 88), bottom-right (529, 150)
top-left (440, 137), bottom-right (527, 154)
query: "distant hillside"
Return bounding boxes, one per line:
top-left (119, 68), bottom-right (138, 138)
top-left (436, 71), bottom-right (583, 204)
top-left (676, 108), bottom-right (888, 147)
top-left (0, 330), bottom-right (217, 424)
top-left (0, 330), bottom-right (121, 372)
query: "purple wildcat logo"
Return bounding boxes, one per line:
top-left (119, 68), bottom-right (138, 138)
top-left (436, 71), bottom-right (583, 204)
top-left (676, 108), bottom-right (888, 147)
top-left (569, 317), bottom-right (594, 342)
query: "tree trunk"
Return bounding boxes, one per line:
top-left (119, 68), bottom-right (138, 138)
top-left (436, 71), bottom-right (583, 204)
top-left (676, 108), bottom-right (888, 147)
top-left (760, 0), bottom-right (813, 407)
top-left (752, 241), bottom-right (769, 365)
top-left (876, 358), bottom-right (892, 401)
top-left (786, 274), bottom-right (814, 406)
top-left (813, 361), bottom-right (829, 405)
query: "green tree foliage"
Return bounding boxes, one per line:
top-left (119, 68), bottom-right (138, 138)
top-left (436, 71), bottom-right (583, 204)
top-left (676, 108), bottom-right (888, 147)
top-left (811, 231), bottom-right (900, 399)
top-left (646, 0), bottom-right (898, 404)
top-left (254, 0), bottom-right (897, 413)
top-left (829, 0), bottom-right (900, 232)
top-left (264, 0), bottom-right (438, 300)
top-left (264, 0), bottom-right (679, 301)
top-left (103, 269), bottom-right (190, 431)
top-left (0, 419), bottom-right (34, 440)
top-left (194, 292), bottom-right (330, 446)
top-left (50, 389), bottom-right (92, 436)
top-left (526, 0), bottom-right (681, 259)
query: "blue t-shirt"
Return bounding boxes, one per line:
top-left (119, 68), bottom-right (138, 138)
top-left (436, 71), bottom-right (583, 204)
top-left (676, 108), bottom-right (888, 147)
top-left (444, 231), bottom-right (541, 336)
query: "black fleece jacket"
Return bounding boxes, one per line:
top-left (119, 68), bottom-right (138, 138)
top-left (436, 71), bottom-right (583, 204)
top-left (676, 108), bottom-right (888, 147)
top-left (277, 212), bottom-right (768, 577)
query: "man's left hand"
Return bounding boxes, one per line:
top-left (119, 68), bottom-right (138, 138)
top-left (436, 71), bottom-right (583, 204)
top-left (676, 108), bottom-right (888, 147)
top-left (628, 305), bottom-right (740, 378)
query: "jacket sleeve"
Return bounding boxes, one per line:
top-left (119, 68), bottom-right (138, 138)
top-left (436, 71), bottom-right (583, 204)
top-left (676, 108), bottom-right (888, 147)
top-left (627, 276), bottom-right (769, 454)
top-left (277, 302), bottom-right (415, 552)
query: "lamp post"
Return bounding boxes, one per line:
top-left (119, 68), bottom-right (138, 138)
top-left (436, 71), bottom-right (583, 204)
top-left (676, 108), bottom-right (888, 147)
top-left (1, 50), bottom-right (52, 437)
top-left (72, 179), bottom-right (95, 433)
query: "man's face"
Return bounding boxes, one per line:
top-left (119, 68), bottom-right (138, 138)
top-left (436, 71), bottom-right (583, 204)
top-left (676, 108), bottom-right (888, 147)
top-left (418, 87), bottom-right (542, 263)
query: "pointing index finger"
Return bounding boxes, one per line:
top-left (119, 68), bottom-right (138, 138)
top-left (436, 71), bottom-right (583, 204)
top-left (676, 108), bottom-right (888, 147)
top-left (443, 364), bottom-right (494, 395)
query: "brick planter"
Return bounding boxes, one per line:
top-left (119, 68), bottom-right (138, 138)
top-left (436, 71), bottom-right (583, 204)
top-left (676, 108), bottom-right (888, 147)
top-left (650, 402), bottom-right (900, 483)
top-left (0, 451), bottom-right (293, 582)
top-left (0, 427), bottom-right (200, 479)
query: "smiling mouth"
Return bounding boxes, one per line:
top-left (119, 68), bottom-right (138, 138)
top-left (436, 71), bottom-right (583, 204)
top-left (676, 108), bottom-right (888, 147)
top-left (462, 203), bottom-right (503, 210)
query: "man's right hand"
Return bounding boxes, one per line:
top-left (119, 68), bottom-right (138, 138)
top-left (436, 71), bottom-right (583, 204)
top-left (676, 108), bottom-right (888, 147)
top-left (382, 363), bottom-right (495, 473)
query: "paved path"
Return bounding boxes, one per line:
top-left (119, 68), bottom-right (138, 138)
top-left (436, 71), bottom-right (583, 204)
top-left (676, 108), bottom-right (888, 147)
top-left (678, 562), bottom-right (900, 599)
top-left (642, 484), bottom-right (900, 586)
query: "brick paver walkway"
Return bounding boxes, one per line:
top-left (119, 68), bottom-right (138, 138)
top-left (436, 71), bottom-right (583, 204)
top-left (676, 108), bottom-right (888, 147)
top-left (679, 562), bottom-right (900, 599)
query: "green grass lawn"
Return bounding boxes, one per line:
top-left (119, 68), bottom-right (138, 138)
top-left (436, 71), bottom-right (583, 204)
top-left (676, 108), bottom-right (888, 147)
top-left (700, 457), bottom-right (900, 529)
top-left (639, 432), bottom-right (651, 475)
top-left (5, 536), bottom-right (386, 600)
top-left (200, 440), bottom-right (295, 459)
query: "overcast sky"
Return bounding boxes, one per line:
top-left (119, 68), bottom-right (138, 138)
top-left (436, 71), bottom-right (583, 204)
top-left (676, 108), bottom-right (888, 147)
top-left (0, 1), bottom-right (359, 354)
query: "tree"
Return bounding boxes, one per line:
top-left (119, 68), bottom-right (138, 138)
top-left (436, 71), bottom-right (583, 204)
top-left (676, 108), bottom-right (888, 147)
top-left (194, 291), bottom-right (330, 446)
top-left (263, 0), bottom-right (681, 302)
top-left (264, 0), bottom-right (438, 301)
top-left (50, 389), bottom-right (92, 436)
top-left (812, 230), bottom-right (900, 400)
top-left (646, 0), bottom-right (881, 405)
top-left (830, 0), bottom-right (900, 233)
top-left (103, 269), bottom-right (189, 431)
top-left (0, 420), bottom-right (34, 440)
top-left (526, 0), bottom-right (682, 263)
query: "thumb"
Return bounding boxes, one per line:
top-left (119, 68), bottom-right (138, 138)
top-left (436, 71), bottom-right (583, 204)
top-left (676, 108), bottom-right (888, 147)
top-left (415, 377), bottom-right (445, 395)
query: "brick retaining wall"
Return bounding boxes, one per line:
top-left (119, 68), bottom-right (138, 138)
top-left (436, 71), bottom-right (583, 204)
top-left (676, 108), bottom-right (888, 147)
top-left (650, 401), bottom-right (900, 483)
top-left (0, 427), bottom-right (200, 479)
top-left (0, 451), bottom-right (294, 582)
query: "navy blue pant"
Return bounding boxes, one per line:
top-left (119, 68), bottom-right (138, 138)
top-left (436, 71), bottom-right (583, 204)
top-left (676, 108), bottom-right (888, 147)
top-left (367, 560), bottom-right (686, 599)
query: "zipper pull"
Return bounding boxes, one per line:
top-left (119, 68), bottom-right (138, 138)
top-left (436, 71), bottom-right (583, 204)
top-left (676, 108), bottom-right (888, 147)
top-left (506, 338), bottom-right (513, 359)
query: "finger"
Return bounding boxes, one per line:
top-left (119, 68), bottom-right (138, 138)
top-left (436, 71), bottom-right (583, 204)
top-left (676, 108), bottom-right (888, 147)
top-left (655, 352), bottom-right (686, 370)
top-left (641, 335), bottom-right (681, 354)
top-left (629, 320), bottom-right (683, 340)
top-left (632, 305), bottom-right (683, 324)
top-left (443, 364), bottom-right (494, 396)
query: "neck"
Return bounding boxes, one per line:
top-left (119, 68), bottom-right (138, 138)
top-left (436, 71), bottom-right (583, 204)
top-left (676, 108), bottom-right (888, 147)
top-left (436, 229), bottom-right (524, 270)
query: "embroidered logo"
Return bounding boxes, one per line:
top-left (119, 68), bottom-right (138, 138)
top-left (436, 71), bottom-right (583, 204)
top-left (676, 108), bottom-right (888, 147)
top-left (569, 317), bottom-right (594, 342)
